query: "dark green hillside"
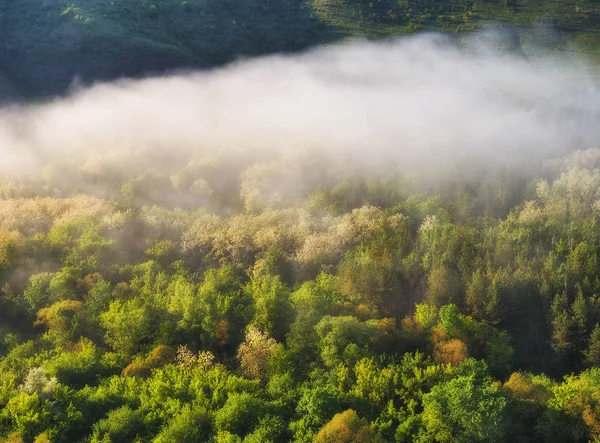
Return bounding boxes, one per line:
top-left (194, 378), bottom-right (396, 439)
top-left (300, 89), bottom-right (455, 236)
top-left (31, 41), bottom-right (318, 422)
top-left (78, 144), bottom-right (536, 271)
top-left (0, 0), bottom-right (332, 100)
top-left (2, 0), bottom-right (600, 99)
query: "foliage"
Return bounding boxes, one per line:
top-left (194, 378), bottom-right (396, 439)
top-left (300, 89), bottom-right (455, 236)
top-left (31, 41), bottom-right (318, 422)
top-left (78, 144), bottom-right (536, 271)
top-left (2, 146), bottom-right (600, 441)
top-left (419, 363), bottom-right (508, 442)
top-left (314, 409), bottom-right (383, 442)
top-left (237, 327), bottom-right (278, 381)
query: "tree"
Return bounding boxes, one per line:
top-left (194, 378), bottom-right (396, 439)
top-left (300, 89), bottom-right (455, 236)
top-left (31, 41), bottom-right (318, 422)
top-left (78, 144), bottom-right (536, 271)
top-left (44, 338), bottom-right (102, 387)
top-left (466, 269), bottom-right (486, 317)
top-left (214, 392), bottom-right (266, 437)
top-left (34, 300), bottom-right (88, 345)
top-left (154, 406), bottom-right (213, 443)
top-left (33, 434), bottom-right (51, 443)
top-left (414, 303), bottom-right (439, 330)
top-left (351, 358), bottom-right (399, 407)
top-left (191, 266), bottom-right (250, 352)
top-left (433, 337), bottom-right (469, 367)
top-left (551, 293), bottom-right (573, 354)
top-left (84, 278), bottom-right (113, 316)
top-left (100, 297), bottom-right (157, 355)
top-left (338, 242), bottom-right (403, 315)
top-left (19, 368), bottom-right (58, 398)
top-left (585, 323), bottom-right (600, 367)
top-left (122, 344), bottom-right (175, 378)
top-left (572, 287), bottom-right (590, 360)
top-left (47, 267), bottom-right (81, 301)
top-left (290, 384), bottom-right (342, 443)
top-left (502, 372), bottom-right (552, 441)
top-left (23, 273), bottom-right (53, 312)
top-left (483, 330), bottom-right (514, 378)
top-left (542, 369), bottom-right (600, 441)
top-left (287, 274), bottom-right (343, 374)
top-left (426, 266), bottom-right (461, 308)
top-left (314, 409), bottom-right (383, 443)
top-left (420, 375), bottom-right (508, 442)
top-left (237, 326), bottom-right (278, 380)
top-left (315, 316), bottom-right (378, 368)
top-left (245, 273), bottom-right (290, 341)
top-left (0, 230), bottom-right (20, 273)
top-left (4, 392), bottom-right (52, 442)
top-left (242, 414), bottom-right (285, 443)
top-left (90, 406), bottom-right (144, 443)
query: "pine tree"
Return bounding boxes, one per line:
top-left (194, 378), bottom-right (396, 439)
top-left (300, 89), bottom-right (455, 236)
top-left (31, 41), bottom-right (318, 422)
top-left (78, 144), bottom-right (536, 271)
top-left (551, 293), bottom-right (572, 353)
top-left (584, 323), bottom-right (600, 367)
top-left (572, 285), bottom-right (589, 352)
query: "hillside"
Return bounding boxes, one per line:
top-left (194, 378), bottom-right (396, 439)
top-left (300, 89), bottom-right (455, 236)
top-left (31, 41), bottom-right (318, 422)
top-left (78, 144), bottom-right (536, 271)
top-left (2, 0), bottom-right (600, 101)
top-left (0, 0), bottom-right (332, 101)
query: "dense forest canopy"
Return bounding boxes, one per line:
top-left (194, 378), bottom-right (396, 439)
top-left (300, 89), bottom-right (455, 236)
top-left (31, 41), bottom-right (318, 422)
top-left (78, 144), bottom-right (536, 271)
top-left (2, 36), bottom-right (600, 442)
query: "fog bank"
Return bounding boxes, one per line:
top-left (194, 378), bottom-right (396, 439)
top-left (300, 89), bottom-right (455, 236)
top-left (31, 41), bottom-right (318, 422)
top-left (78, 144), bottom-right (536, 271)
top-left (1, 34), bottom-right (599, 176)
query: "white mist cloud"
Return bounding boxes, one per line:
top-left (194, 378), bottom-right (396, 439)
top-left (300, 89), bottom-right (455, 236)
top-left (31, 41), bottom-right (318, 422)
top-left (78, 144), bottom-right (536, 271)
top-left (1, 34), bottom-right (599, 176)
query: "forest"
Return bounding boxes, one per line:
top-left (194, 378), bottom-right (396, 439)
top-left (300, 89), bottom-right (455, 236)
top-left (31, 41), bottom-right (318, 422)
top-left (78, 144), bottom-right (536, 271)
top-left (1, 134), bottom-right (600, 442)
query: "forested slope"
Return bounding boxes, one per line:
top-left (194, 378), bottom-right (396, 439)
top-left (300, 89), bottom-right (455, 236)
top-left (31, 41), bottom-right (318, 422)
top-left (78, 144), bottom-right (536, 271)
top-left (1, 143), bottom-right (600, 441)
top-left (2, 0), bottom-right (600, 100)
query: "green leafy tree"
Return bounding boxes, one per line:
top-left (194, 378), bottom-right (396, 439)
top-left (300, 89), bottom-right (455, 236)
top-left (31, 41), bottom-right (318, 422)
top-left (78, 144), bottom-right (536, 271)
top-left (100, 297), bottom-right (157, 355)
top-left (245, 273), bottom-right (290, 340)
top-left (290, 384), bottom-right (342, 443)
top-left (23, 273), bottom-right (53, 312)
top-left (90, 406), bottom-right (145, 443)
top-left (315, 316), bottom-right (378, 368)
top-left (242, 414), bottom-right (285, 443)
top-left (419, 374), bottom-right (508, 442)
top-left (214, 392), bottom-right (266, 438)
top-left (154, 406), bottom-right (213, 443)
